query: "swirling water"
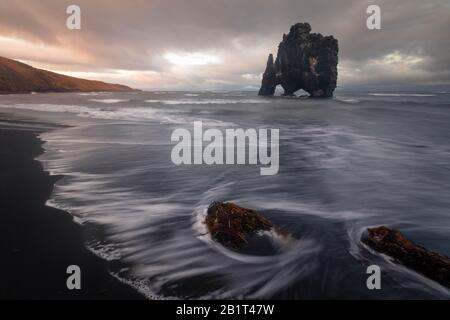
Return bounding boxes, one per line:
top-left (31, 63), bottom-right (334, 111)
top-left (1, 90), bottom-right (450, 299)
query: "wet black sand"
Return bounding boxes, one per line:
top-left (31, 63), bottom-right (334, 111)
top-left (0, 115), bottom-right (144, 300)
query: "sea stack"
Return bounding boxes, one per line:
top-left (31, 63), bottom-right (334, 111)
top-left (258, 22), bottom-right (338, 98)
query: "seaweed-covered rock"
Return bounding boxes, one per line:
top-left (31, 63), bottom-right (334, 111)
top-left (362, 226), bottom-right (450, 287)
top-left (205, 202), bottom-right (277, 249)
top-left (258, 22), bottom-right (338, 98)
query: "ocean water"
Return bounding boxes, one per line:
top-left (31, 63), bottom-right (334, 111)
top-left (1, 90), bottom-right (450, 299)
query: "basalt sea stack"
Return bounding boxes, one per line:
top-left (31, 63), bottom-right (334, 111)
top-left (362, 226), bottom-right (450, 287)
top-left (259, 23), bottom-right (338, 98)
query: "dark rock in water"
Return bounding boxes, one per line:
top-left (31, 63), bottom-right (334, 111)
top-left (258, 22), bottom-right (338, 98)
top-left (258, 54), bottom-right (277, 96)
top-left (206, 202), bottom-right (281, 249)
top-left (362, 226), bottom-right (450, 287)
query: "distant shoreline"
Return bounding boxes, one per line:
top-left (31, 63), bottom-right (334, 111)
top-left (0, 56), bottom-right (137, 95)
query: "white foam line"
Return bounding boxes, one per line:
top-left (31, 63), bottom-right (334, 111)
top-left (3, 103), bottom-right (237, 126)
top-left (89, 99), bottom-right (130, 103)
top-left (368, 93), bottom-right (436, 97)
top-left (145, 99), bottom-right (271, 105)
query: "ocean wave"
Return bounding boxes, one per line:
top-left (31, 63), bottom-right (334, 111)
top-left (245, 198), bottom-right (370, 221)
top-left (335, 97), bottom-right (360, 104)
top-left (15, 91), bottom-right (450, 300)
top-left (77, 92), bottom-right (111, 96)
top-left (145, 99), bottom-right (271, 105)
top-left (6, 103), bottom-right (236, 126)
top-left (89, 99), bottom-right (130, 103)
top-left (42, 161), bottom-right (321, 299)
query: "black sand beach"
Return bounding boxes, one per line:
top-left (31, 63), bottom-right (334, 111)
top-left (0, 114), bottom-right (143, 300)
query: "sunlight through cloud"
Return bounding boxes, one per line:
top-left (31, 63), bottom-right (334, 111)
top-left (164, 52), bottom-right (222, 66)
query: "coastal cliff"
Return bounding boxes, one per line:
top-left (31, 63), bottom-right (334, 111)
top-left (0, 56), bottom-right (135, 94)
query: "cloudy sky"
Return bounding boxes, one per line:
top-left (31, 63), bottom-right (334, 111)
top-left (0, 0), bottom-right (449, 90)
